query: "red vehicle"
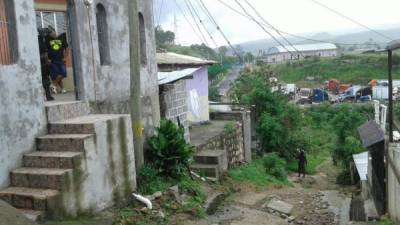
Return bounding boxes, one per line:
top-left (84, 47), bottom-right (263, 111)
top-left (327, 79), bottom-right (341, 93)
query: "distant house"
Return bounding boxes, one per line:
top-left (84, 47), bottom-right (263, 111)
top-left (157, 52), bottom-right (216, 124)
top-left (265, 43), bottom-right (338, 64)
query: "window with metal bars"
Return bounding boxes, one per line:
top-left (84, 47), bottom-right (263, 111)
top-left (0, 0), bottom-right (18, 65)
top-left (96, 3), bottom-right (111, 66)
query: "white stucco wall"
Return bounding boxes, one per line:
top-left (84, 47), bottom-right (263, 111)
top-left (388, 144), bottom-right (400, 222)
top-left (0, 0), bottom-right (47, 188)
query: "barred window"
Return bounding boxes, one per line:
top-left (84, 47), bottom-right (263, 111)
top-left (0, 0), bottom-right (18, 65)
top-left (96, 3), bottom-right (110, 66)
top-left (35, 11), bottom-right (68, 37)
top-left (139, 12), bottom-right (147, 66)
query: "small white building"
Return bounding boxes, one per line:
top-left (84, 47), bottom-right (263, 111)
top-left (265, 43), bottom-right (338, 64)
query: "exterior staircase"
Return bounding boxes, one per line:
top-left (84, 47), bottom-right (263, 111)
top-left (0, 101), bottom-right (133, 221)
top-left (190, 150), bottom-right (228, 181)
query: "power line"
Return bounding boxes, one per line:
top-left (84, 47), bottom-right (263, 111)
top-left (180, 0), bottom-right (209, 46)
top-left (243, 0), bottom-right (304, 57)
top-left (215, 0), bottom-right (388, 47)
top-left (185, 0), bottom-right (219, 48)
top-left (234, 0), bottom-right (297, 57)
top-left (308, 0), bottom-right (394, 41)
top-left (196, 0), bottom-right (242, 59)
top-left (172, 0), bottom-right (206, 44)
top-left (156, 0), bottom-right (165, 26)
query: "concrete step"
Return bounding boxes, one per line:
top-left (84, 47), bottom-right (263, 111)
top-left (17, 208), bottom-right (45, 222)
top-left (190, 163), bottom-right (220, 180)
top-left (44, 101), bottom-right (90, 123)
top-left (48, 114), bottom-right (123, 134)
top-left (0, 187), bottom-right (59, 211)
top-left (23, 151), bottom-right (83, 169)
top-left (37, 134), bottom-right (93, 152)
top-left (11, 168), bottom-right (72, 190)
top-left (194, 150), bottom-right (228, 171)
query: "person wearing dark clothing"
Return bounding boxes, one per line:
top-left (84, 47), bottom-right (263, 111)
top-left (298, 149), bottom-right (307, 178)
top-left (46, 27), bottom-right (69, 94)
top-left (38, 28), bottom-right (54, 101)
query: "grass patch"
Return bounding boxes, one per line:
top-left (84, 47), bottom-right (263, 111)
top-left (287, 151), bottom-right (330, 175)
top-left (228, 157), bottom-right (290, 190)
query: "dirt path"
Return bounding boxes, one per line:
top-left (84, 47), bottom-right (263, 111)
top-left (185, 160), bottom-right (357, 225)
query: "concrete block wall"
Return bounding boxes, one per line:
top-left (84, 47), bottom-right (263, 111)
top-left (210, 111), bottom-right (252, 162)
top-left (160, 80), bottom-right (190, 141)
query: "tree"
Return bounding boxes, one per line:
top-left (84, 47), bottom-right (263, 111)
top-left (155, 26), bottom-right (175, 48)
top-left (219, 46), bottom-right (228, 58)
top-left (245, 52), bottom-right (255, 63)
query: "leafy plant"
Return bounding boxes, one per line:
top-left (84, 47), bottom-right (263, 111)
top-left (146, 119), bottom-right (194, 178)
top-left (137, 164), bottom-right (171, 195)
top-left (263, 153), bottom-right (288, 181)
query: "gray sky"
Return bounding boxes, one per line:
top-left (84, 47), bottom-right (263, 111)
top-left (154, 0), bottom-right (400, 46)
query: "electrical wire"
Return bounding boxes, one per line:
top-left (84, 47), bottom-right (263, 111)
top-left (243, 0), bottom-right (304, 57)
top-left (234, 0), bottom-right (297, 57)
top-left (308, 0), bottom-right (394, 41)
top-left (196, 0), bottom-right (242, 59)
top-left (172, 0), bottom-right (207, 44)
top-left (184, 0), bottom-right (219, 48)
top-left (215, 0), bottom-right (388, 47)
top-left (156, 0), bottom-right (165, 26)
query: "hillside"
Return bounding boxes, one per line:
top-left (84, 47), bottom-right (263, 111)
top-left (235, 27), bottom-right (400, 54)
top-left (271, 54), bottom-right (400, 86)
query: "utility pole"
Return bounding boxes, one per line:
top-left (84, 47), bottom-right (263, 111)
top-left (388, 49), bottom-right (393, 142)
top-left (128, 0), bottom-right (144, 169)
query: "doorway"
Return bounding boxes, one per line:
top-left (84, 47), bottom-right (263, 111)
top-left (34, 0), bottom-right (78, 102)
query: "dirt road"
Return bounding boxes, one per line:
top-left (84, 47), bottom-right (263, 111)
top-left (185, 160), bottom-right (358, 225)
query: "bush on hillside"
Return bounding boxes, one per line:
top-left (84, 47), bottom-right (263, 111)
top-left (263, 153), bottom-right (288, 181)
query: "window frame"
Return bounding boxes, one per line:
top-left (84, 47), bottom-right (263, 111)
top-left (95, 3), bottom-right (111, 66)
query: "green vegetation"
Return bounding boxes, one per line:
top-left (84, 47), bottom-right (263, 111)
top-left (231, 66), bottom-right (371, 184)
top-left (271, 54), bottom-right (400, 85)
top-left (228, 157), bottom-right (289, 190)
top-left (263, 153), bottom-right (288, 181)
top-left (146, 119), bottom-right (194, 178)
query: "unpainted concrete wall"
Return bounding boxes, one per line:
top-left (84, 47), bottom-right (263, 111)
top-left (69, 0), bottom-right (160, 137)
top-left (0, 0), bottom-right (47, 188)
top-left (59, 115), bottom-right (136, 216)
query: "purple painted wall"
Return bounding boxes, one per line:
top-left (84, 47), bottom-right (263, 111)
top-left (185, 66), bottom-right (209, 96)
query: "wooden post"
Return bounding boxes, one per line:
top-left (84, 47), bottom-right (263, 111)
top-left (128, 0), bottom-right (144, 169)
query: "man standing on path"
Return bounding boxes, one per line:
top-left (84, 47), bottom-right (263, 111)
top-left (298, 149), bottom-right (307, 178)
top-left (46, 26), bottom-right (69, 94)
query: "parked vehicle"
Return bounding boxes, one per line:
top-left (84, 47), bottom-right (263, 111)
top-left (338, 84), bottom-right (352, 94)
top-left (297, 88), bottom-right (312, 104)
top-left (312, 89), bottom-right (329, 103)
top-left (356, 87), bottom-right (372, 99)
top-left (327, 79), bottom-right (340, 93)
top-left (340, 86), bottom-right (362, 102)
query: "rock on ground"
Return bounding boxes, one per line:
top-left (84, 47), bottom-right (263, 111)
top-left (0, 200), bottom-right (37, 225)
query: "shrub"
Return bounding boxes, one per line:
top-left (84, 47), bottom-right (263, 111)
top-left (336, 170), bottom-right (352, 185)
top-left (137, 164), bottom-right (170, 195)
top-left (147, 119), bottom-right (194, 178)
top-left (263, 153), bottom-right (288, 181)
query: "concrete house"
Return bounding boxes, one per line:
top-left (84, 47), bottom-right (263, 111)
top-left (157, 52), bottom-right (216, 124)
top-left (265, 43), bottom-right (338, 64)
top-left (0, 0), bottom-right (159, 220)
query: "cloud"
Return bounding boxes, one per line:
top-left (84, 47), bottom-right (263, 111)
top-left (154, 0), bottom-right (400, 46)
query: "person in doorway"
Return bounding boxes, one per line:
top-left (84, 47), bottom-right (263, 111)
top-left (46, 26), bottom-right (69, 94)
top-left (297, 149), bottom-right (307, 178)
top-left (38, 28), bottom-right (54, 101)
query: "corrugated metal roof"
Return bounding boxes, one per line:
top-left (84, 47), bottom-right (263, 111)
top-left (156, 52), bottom-right (216, 65)
top-left (358, 121), bottom-right (385, 148)
top-left (353, 151), bottom-right (369, 181)
top-left (158, 67), bottom-right (200, 85)
top-left (268, 43), bottom-right (337, 54)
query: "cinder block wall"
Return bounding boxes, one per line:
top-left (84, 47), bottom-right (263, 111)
top-left (160, 80), bottom-right (190, 142)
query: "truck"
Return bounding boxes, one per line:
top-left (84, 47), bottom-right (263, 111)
top-left (296, 88), bottom-right (312, 104)
top-left (340, 86), bottom-right (362, 102)
top-left (312, 89), bottom-right (329, 103)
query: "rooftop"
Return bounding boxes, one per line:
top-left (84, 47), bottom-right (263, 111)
top-left (156, 52), bottom-right (216, 66)
top-left (358, 121), bottom-right (385, 148)
top-left (267, 43), bottom-right (337, 54)
top-left (158, 67), bottom-right (200, 85)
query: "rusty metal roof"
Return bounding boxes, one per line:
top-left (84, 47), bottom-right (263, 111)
top-left (358, 121), bottom-right (385, 148)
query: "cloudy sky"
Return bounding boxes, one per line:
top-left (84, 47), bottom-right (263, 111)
top-left (153, 0), bottom-right (400, 46)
